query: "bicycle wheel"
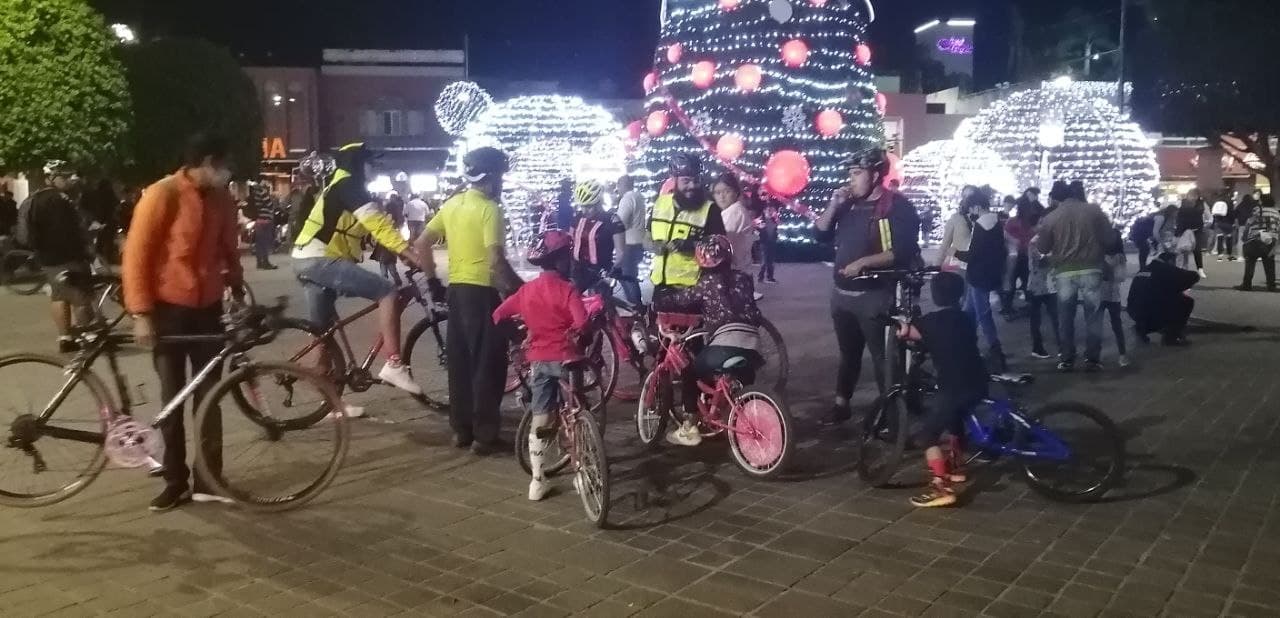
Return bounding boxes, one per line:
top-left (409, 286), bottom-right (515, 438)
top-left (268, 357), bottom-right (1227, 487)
top-left (403, 315), bottom-right (451, 409)
top-left (635, 370), bottom-right (671, 449)
top-left (756, 318), bottom-right (789, 393)
top-left (0, 354), bottom-right (110, 507)
top-left (726, 387), bottom-right (794, 479)
top-left (586, 328), bottom-right (620, 406)
top-left (231, 318), bottom-right (345, 430)
top-left (857, 387), bottom-right (911, 488)
top-left (514, 407), bottom-right (570, 477)
top-left (1018, 402), bottom-right (1125, 503)
top-left (573, 410), bottom-right (610, 528)
top-left (2, 250), bottom-right (44, 296)
top-left (195, 361), bottom-right (349, 512)
top-left (503, 341), bottom-right (526, 396)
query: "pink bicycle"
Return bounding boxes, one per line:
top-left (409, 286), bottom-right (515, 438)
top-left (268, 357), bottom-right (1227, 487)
top-left (635, 313), bottom-right (794, 478)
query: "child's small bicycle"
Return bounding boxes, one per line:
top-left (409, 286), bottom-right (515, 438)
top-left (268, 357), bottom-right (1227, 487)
top-left (513, 361), bottom-right (611, 527)
top-left (634, 313), bottom-right (794, 478)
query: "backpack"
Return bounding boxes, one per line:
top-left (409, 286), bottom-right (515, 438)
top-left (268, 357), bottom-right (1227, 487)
top-left (13, 192), bottom-right (38, 248)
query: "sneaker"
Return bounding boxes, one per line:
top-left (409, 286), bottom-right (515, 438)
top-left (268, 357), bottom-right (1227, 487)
top-left (1217, 256), bottom-right (1225, 262)
top-left (1198, 268), bottom-right (1208, 279)
top-left (528, 477), bottom-right (552, 501)
top-left (753, 292), bottom-right (764, 301)
top-left (767, 277), bottom-right (778, 283)
top-left (1234, 285), bottom-right (1253, 292)
top-left (1118, 355), bottom-right (1131, 368)
top-left (1057, 361), bottom-right (1074, 373)
top-left (1030, 350), bottom-right (1052, 360)
top-left (378, 362), bottom-right (424, 395)
top-left (192, 492), bottom-right (234, 505)
top-left (149, 485), bottom-right (191, 512)
top-left (146, 457), bottom-right (164, 478)
top-left (910, 480), bottom-right (957, 508)
top-left (454, 434), bottom-right (474, 449)
top-left (471, 438), bottom-right (511, 457)
top-left (666, 421), bottom-right (703, 447)
top-left (1083, 361), bottom-right (1102, 373)
top-left (820, 403), bottom-right (852, 427)
top-left (258, 264), bottom-right (279, 271)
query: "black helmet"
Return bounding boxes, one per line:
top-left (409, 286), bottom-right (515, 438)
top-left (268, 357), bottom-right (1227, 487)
top-left (842, 148), bottom-right (890, 177)
top-left (668, 152), bottom-right (702, 178)
top-left (463, 147), bottom-right (509, 182)
top-left (334, 142), bottom-right (379, 172)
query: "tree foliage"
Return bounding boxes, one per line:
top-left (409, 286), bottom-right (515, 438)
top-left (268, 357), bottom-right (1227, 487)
top-left (0, 0), bottom-right (132, 173)
top-left (121, 37), bottom-right (262, 183)
top-left (1132, 0), bottom-right (1280, 185)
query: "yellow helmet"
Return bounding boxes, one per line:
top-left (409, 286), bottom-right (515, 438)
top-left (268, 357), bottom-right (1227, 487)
top-left (572, 180), bottom-right (604, 208)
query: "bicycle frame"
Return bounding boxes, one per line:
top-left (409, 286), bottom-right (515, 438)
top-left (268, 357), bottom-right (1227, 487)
top-left (964, 400), bottom-right (1073, 462)
top-left (652, 322), bottom-right (755, 439)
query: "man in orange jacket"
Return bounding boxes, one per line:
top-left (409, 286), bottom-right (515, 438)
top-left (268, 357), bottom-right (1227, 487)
top-left (122, 134), bottom-right (245, 512)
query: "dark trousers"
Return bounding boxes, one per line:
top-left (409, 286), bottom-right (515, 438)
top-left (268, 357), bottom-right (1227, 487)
top-left (1028, 293), bottom-right (1060, 355)
top-left (758, 229), bottom-right (777, 281)
top-left (1134, 295), bottom-right (1194, 342)
top-left (1215, 227), bottom-right (1236, 256)
top-left (153, 302), bottom-right (223, 492)
top-left (253, 220), bottom-right (275, 267)
top-left (1136, 242), bottom-right (1151, 270)
top-left (1241, 241), bottom-right (1277, 290)
top-left (832, 296), bottom-right (890, 400)
top-left (445, 284), bottom-right (506, 444)
top-left (1102, 301), bottom-right (1127, 356)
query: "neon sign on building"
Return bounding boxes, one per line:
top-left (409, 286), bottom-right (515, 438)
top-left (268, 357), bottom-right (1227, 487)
top-left (937, 37), bottom-right (973, 55)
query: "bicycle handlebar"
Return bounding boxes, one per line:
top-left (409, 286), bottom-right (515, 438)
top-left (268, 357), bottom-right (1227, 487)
top-left (846, 266), bottom-right (941, 282)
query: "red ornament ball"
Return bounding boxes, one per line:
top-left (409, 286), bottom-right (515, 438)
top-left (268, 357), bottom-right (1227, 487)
top-left (815, 109), bottom-right (844, 136)
top-left (643, 71), bottom-right (658, 92)
top-left (734, 64), bottom-right (762, 92)
top-left (717, 133), bottom-right (745, 162)
top-left (691, 61), bottom-right (717, 89)
top-left (764, 150), bottom-right (811, 198)
top-left (781, 39), bottom-right (810, 68)
top-left (809, 0), bottom-right (828, 6)
top-left (646, 110), bottom-right (669, 137)
top-left (626, 120), bottom-right (644, 141)
top-left (719, 0), bottom-right (742, 10)
top-left (666, 42), bottom-right (683, 64)
top-left (875, 92), bottom-right (888, 115)
top-left (855, 43), bottom-right (872, 66)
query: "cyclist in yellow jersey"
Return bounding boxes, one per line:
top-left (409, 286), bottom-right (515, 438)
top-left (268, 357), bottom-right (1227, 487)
top-left (292, 143), bottom-right (427, 396)
top-left (413, 147), bottom-right (524, 455)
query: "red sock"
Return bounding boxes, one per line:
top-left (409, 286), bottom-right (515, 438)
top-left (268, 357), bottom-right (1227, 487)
top-left (388, 354), bottom-right (402, 365)
top-left (927, 458), bottom-right (949, 479)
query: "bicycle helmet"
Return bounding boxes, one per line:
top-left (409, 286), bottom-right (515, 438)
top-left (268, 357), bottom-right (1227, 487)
top-left (42, 160), bottom-right (74, 177)
top-left (527, 230), bottom-right (572, 267)
top-left (669, 152), bottom-right (702, 179)
top-left (334, 142), bottom-right (380, 172)
top-left (462, 147), bottom-right (510, 183)
top-left (572, 180), bottom-right (604, 208)
top-left (842, 148), bottom-right (891, 177)
top-left (695, 234), bottom-right (733, 269)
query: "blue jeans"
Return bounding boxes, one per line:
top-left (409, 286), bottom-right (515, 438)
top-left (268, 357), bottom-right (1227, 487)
top-left (962, 283), bottom-right (1002, 353)
top-left (1055, 271), bottom-right (1104, 364)
top-left (618, 244), bottom-right (645, 308)
top-left (294, 257), bottom-right (395, 327)
top-left (529, 361), bottom-right (565, 415)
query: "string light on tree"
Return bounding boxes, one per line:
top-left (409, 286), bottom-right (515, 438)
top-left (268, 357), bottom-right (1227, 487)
top-left (433, 81), bottom-right (493, 136)
top-left (639, 0), bottom-right (884, 248)
top-left (954, 79), bottom-right (1159, 224)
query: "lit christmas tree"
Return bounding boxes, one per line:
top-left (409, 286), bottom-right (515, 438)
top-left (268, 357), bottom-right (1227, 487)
top-left (639, 0), bottom-right (885, 249)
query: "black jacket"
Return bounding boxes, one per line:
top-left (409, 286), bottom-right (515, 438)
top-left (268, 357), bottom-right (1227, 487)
top-left (965, 214), bottom-right (1006, 291)
top-left (1127, 260), bottom-right (1198, 327)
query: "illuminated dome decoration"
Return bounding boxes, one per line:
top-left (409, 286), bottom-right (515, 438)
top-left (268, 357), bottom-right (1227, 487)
top-left (460, 95), bottom-right (622, 244)
top-left (899, 139), bottom-right (1019, 240)
top-left (433, 81), bottom-right (493, 136)
top-left (640, 0), bottom-right (884, 249)
top-left (954, 79), bottom-right (1159, 224)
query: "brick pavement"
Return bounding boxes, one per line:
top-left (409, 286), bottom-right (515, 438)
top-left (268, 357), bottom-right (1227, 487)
top-left (0, 255), bottom-right (1278, 617)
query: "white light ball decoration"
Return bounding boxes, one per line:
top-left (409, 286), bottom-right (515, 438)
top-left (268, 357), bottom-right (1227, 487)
top-left (459, 95), bottom-right (622, 244)
top-left (954, 80), bottom-right (1159, 225)
top-left (433, 81), bottom-right (493, 136)
top-left (899, 139), bottom-right (1019, 241)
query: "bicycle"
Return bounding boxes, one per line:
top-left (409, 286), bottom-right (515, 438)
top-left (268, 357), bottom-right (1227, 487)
top-left (1, 248), bottom-right (44, 296)
top-left (0, 271), bottom-right (347, 511)
top-left (512, 360), bottom-right (611, 527)
top-left (635, 312), bottom-right (794, 478)
top-left (504, 322), bottom-right (609, 421)
top-left (243, 268), bottom-right (449, 426)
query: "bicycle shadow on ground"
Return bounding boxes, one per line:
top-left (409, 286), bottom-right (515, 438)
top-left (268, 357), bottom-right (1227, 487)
top-left (604, 453), bottom-right (731, 531)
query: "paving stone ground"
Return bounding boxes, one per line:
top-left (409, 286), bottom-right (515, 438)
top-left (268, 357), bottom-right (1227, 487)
top-left (0, 253), bottom-right (1278, 617)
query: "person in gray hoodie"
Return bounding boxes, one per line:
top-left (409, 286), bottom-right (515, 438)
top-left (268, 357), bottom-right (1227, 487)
top-left (1035, 181), bottom-right (1113, 372)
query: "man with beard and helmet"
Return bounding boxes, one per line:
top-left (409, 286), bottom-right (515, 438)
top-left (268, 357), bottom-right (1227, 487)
top-left (568, 179), bottom-right (626, 294)
top-left (292, 143), bottom-right (429, 399)
top-left (816, 148), bottom-right (922, 426)
top-left (648, 153), bottom-right (726, 305)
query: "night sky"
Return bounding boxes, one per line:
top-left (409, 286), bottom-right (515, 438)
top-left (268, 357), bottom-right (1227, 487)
top-left (89, 0), bottom-right (1122, 94)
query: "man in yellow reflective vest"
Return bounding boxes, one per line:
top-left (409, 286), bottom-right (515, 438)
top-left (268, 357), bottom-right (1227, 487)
top-left (292, 143), bottom-right (428, 398)
top-left (648, 153), bottom-right (726, 305)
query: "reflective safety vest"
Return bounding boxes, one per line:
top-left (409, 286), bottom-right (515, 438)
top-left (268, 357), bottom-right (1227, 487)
top-left (292, 169), bottom-right (372, 261)
top-left (650, 194), bottom-right (711, 287)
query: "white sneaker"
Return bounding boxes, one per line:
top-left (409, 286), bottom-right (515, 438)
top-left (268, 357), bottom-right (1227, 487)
top-left (1198, 268), bottom-right (1208, 279)
top-left (191, 493), bottom-right (234, 505)
top-left (146, 457), bottom-right (164, 477)
top-left (378, 362), bottom-right (424, 395)
top-left (753, 292), bottom-right (764, 301)
top-left (666, 421), bottom-right (703, 447)
top-left (1118, 355), bottom-right (1131, 368)
top-left (528, 477), bottom-right (552, 501)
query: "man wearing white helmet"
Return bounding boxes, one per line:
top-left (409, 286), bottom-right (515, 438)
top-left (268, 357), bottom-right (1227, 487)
top-left (15, 160), bottom-right (91, 353)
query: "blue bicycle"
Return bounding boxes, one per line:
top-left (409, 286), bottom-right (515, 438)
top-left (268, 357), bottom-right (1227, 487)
top-left (854, 268), bottom-right (1126, 502)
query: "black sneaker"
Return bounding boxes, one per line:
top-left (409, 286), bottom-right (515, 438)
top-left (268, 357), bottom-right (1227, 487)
top-left (453, 434), bottom-right (474, 449)
top-left (820, 404), bottom-right (852, 427)
top-left (1083, 361), bottom-right (1102, 373)
top-left (1162, 337), bottom-right (1191, 347)
top-left (1057, 361), bottom-right (1075, 373)
top-left (1030, 349), bottom-right (1052, 360)
top-left (471, 438), bottom-right (511, 457)
top-left (149, 485), bottom-right (191, 512)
